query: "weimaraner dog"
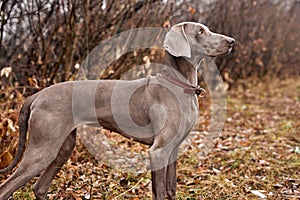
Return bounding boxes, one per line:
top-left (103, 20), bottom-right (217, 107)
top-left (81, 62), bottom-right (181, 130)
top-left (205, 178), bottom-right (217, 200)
top-left (0, 22), bottom-right (234, 199)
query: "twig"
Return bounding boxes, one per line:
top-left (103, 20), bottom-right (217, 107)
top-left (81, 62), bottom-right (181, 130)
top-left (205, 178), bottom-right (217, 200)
top-left (114, 178), bottom-right (144, 199)
top-left (271, 170), bottom-right (297, 200)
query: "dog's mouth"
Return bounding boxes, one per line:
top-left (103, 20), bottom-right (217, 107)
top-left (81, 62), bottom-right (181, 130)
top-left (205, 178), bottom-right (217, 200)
top-left (208, 47), bottom-right (233, 57)
top-left (224, 47), bottom-right (233, 55)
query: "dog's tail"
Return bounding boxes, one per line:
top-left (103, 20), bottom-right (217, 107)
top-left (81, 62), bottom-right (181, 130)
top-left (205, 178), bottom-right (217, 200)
top-left (0, 93), bottom-right (39, 173)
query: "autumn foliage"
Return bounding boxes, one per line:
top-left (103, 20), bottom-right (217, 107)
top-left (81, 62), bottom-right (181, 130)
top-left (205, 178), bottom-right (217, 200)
top-left (0, 0), bottom-right (299, 199)
top-left (0, 0), bottom-right (299, 89)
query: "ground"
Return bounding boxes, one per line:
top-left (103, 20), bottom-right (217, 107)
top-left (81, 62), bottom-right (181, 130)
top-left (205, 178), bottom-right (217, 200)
top-left (0, 77), bottom-right (299, 199)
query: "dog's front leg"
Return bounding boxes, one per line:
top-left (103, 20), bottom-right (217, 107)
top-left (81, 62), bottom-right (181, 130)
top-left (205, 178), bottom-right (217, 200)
top-left (149, 142), bottom-right (179, 200)
top-left (151, 167), bottom-right (167, 200)
top-left (166, 162), bottom-right (177, 200)
top-left (166, 147), bottom-right (179, 200)
top-left (149, 147), bottom-right (169, 200)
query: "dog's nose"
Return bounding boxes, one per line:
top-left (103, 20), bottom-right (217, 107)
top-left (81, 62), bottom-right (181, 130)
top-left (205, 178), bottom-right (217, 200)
top-left (227, 38), bottom-right (235, 46)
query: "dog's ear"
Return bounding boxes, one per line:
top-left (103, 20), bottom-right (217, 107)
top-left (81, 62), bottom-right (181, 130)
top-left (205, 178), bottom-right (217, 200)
top-left (164, 23), bottom-right (191, 58)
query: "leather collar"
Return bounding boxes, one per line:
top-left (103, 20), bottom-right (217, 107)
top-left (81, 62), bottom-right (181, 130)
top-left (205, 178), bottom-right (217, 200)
top-left (160, 72), bottom-right (206, 97)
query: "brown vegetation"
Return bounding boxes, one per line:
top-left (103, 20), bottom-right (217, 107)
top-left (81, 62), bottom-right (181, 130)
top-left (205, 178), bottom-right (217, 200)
top-left (0, 0), bottom-right (299, 199)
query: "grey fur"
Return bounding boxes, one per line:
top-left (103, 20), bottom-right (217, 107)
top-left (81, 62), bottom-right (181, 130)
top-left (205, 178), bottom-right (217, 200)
top-left (0, 22), bottom-right (234, 200)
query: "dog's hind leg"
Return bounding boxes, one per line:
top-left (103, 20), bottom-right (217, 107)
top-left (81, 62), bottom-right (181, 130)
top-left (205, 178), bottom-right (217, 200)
top-left (33, 129), bottom-right (77, 200)
top-left (0, 116), bottom-right (73, 199)
top-left (0, 142), bottom-right (64, 199)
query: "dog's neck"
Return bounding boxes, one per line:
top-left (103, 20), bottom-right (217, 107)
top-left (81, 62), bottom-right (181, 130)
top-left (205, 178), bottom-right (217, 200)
top-left (164, 52), bottom-right (199, 86)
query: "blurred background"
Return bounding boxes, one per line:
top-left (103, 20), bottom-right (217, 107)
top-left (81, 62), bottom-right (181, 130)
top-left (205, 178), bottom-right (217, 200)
top-left (0, 0), bottom-right (299, 89)
top-left (0, 0), bottom-right (299, 199)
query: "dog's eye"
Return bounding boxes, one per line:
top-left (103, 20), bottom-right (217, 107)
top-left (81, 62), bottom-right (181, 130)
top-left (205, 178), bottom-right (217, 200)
top-left (198, 28), bottom-right (205, 35)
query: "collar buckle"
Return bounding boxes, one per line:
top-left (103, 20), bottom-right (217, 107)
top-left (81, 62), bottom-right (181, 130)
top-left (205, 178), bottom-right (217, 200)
top-left (193, 86), bottom-right (206, 97)
top-left (161, 72), bottom-right (206, 97)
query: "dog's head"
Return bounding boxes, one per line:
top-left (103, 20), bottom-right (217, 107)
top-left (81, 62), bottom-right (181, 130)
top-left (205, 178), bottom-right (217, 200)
top-left (164, 22), bottom-right (235, 58)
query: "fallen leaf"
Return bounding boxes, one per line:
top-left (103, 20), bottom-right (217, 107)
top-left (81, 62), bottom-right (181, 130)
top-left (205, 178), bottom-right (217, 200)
top-left (250, 190), bottom-right (267, 199)
top-left (0, 151), bottom-right (13, 169)
top-left (294, 146), bottom-right (300, 154)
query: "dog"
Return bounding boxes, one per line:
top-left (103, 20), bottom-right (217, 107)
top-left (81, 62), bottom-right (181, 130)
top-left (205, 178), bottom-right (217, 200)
top-left (0, 22), bottom-right (234, 200)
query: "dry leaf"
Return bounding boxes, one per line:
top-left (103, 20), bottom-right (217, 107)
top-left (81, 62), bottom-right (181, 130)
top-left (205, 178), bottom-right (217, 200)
top-left (0, 151), bottom-right (13, 169)
top-left (250, 190), bottom-right (267, 199)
